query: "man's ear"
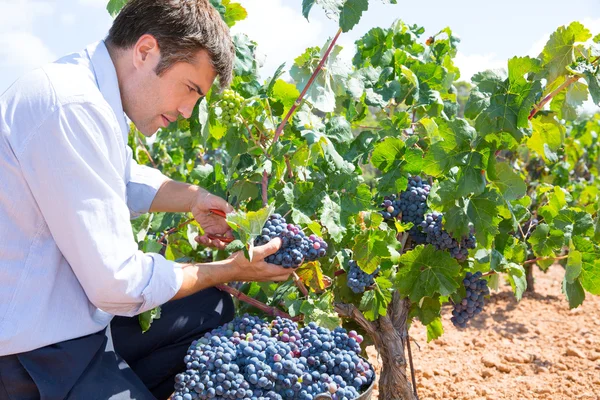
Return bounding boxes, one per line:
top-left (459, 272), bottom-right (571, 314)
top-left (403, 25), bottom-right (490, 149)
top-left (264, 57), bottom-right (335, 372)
top-left (132, 34), bottom-right (160, 70)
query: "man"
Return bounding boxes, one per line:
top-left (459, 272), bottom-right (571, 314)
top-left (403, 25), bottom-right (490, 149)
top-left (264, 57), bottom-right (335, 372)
top-left (0, 1), bottom-right (291, 399)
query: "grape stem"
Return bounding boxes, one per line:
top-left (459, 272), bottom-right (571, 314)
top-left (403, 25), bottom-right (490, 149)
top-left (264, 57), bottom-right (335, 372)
top-left (272, 28), bottom-right (343, 144)
top-left (523, 254), bottom-right (569, 265)
top-left (216, 283), bottom-right (299, 321)
top-left (529, 56), bottom-right (600, 121)
top-left (135, 131), bottom-right (157, 169)
top-left (158, 217), bottom-right (195, 245)
top-left (528, 75), bottom-right (580, 120)
top-left (292, 271), bottom-right (310, 297)
top-left (261, 170), bottom-right (269, 207)
top-left (334, 268), bottom-right (346, 277)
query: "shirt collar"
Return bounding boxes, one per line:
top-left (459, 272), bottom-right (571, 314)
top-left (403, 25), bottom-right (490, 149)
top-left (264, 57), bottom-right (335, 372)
top-left (85, 40), bottom-right (130, 142)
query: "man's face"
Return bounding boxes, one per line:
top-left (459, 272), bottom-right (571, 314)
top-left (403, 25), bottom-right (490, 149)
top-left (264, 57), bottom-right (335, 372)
top-left (122, 35), bottom-right (217, 136)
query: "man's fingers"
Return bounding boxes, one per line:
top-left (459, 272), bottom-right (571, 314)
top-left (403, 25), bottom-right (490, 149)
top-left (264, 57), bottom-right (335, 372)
top-left (253, 237), bottom-right (282, 260)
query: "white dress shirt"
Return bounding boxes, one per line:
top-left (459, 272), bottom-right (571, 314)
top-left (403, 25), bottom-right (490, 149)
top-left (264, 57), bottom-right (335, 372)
top-left (0, 41), bottom-right (184, 356)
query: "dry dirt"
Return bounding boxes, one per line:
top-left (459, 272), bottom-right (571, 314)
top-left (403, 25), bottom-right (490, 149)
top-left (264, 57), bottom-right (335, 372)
top-left (366, 264), bottom-right (600, 400)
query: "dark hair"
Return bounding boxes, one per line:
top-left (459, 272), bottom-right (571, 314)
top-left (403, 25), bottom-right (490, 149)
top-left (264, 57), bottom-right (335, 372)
top-left (106, 0), bottom-right (234, 89)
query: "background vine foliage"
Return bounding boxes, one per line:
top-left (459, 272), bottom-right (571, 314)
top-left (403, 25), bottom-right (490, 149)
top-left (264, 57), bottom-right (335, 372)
top-left (106, 0), bottom-right (600, 398)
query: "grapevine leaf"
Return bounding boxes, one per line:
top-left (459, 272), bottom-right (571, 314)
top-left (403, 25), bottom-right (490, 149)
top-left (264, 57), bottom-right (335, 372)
top-left (550, 80), bottom-right (588, 120)
top-left (353, 229), bottom-right (395, 274)
top-left (359, 276), bottom-right (392, 320)
top-left (271, 79), bottom-right (300, 117)
top-left (131, 213), bottom-right (153, 243)
top-left (224, 239), bottom-right (245, 253)
top-left (320, 194), bottom-right (346, 242)
top-left (339, 0), bottom-right (369, 33)
top-left (527, 114), bottom-right (565, 163)
top-left (371, 136), bottom-right (404, 173)
top-left (527, 223), bottom-right (565, 257)
top-left (553, 208), bottom-right (594, 242)
top-left (226, 205), bottom-right (275, 260)
top-left (233, 34), bottom-right (258, 77)
top-left (505, 262), bottom-right (527, 301)
top-left (223, 1), bottom-right (247, 27)
top-left (464, 87), bottom-right (489, 120)
top-left (326, 116), bottom-right (353, 143)
top-left (540, 22), bottom-right (592, 85)
top-left (297, 262), bottom-right (327, 293)
top-left (413, 296), bottom-right (441, 326)
top-left (562, 277), bottom-right (585, 309)
top-left (302, 0), bottom-right (316, 19)
top-left (340, 184), bottom-right (373, 224)
top-left (106, 0), bottom-right (127, 17)
top-left (572, 237), bottom-right (600, 295)
top-left (138, 306), bottom-right (161, 334)
top-left (396, 245), bottom-right (461, 302)
top-left (491, 162), bottom-right (526, 201)
top-left (443, 203), bottom-right (471, 239)
top-left (466, 189), bottom-right (503, 248)
top-left (565, 249), bottom-right (582, 283)
top-left (582, 68), bottom-right (600, 105)
top-left (426, 318), bottom-right (443, 342)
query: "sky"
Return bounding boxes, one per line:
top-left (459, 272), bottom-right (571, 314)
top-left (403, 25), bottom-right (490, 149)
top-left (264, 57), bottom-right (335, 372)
top-left (1, 0), bottom-right (599, 111)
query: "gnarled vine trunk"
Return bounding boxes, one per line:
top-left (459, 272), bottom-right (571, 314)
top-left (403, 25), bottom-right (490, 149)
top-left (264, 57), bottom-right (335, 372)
top-left (336, 292), bottom-right (417, 400)
top-left (525, 264), bottom-right (535, 293)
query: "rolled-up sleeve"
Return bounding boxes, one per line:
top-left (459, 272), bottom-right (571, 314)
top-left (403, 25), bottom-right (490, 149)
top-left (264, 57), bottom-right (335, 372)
top-left (16, 101), bottom-right (183, 316)
top-left (125, 148), bottom-right (169, 218)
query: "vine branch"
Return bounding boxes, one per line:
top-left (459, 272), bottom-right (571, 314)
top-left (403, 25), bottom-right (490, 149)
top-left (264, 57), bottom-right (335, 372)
top-left (135, 132), bottom-right (157, 168)
top-left (272, 28), bottom-right (343, 144)
top-left (216, 283), bottom-right (299, 321)
top-left (523, 254), bottom-right (569, 265)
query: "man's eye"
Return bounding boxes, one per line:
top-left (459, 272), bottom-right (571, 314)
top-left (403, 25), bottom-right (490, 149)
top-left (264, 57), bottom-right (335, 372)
top-left (188, 85), bottom-right (196, 93)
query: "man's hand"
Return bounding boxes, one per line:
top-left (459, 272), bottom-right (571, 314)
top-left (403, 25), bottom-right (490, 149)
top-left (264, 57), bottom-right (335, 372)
top-left (190, 187), bottom-right (234, 249)
top-left (227, 237), bottom-right (293, 282)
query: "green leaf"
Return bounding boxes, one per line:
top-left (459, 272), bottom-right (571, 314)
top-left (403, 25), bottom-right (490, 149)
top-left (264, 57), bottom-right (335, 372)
top-left (233, 34), bottom-right (257, 77)
top-left (396, 245), bottom-right (461, 302)
top-left (527, 114), bottom-right (565, 163)
top-left (226, 205), bottom-right (275, 260)
top-left (359, 276), bottom-right (392, 320)
top-left (271, 79), bottom-right (300, 118)
top-left (224, 239), bottom-right (245, 253)
top-left (326, 116), bottom-right (353, 143)
top-left (413, 296), bottom-right (442, 326)
top-left (138, 306), bottom-right (161, 333)
top-left (506, 262), bottom-right (527, 301)
top-left (550, 80), bottom-right (588, 120)
top-left (491, 162), bottom-right (526, 201)
top-left (540, 21), bottom-right (592, 85)
top-left (223, 1), bottom-right (247, 27)
top-left (371, 136), bottom-right (404, 173)
top-left (565, 249), bottom-right (582, 283)
top-left (562, 277), bottom-right (585, 309)
top-left (106, 0), bottom-right (127, 17)
top-left (466, 189), bottom-right (503, 248)
top-left (425, 318), bottom-right (443, 342)
top-left (527, 223), bottom-right (565, 257)
top-left (339, 0), bottom-right (369, 32)
top-left (131, 213), bottom-right (153, 243)
top-left (353, 229), bottom-right (394, 274)
top-left (320, 194), bottom-right (346, 242)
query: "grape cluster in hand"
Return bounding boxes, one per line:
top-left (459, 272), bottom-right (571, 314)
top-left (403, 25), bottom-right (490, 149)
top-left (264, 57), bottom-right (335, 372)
top-left (220, 89), bottom-right (244, 127)
top-left (172, 315), bottom-right (374, 400)
top-left (420, 212), bottom-right (476, 262)
top-left (346, 260), bottom-right (379, 294)
top-left (451, 272), bottom-right (489, 328)
top-left (255, 214), bottom-right (328, 268)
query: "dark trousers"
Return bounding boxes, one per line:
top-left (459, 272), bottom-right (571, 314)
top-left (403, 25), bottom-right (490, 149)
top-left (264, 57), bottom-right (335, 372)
top-left (0, 287), bottom-right (234, 400)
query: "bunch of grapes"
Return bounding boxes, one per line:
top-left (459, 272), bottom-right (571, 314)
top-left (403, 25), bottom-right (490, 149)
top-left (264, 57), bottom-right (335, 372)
top-left (451, 272), bottom-right (489, 328)
top-left (172, 315), bottom-right (375, 400)
top-left (379, 194), bottom-right (401, 221)
top-left (220, 89), bottom-right (244, 127)
top-left (255, 214), bottom-right (328, 268)
top-left (419, 212), bottom-right (476, 262)
top-left (346, 260), bottom-right (379, 294)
